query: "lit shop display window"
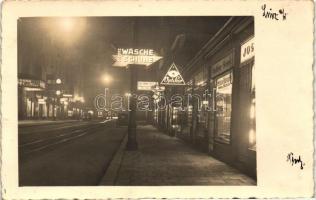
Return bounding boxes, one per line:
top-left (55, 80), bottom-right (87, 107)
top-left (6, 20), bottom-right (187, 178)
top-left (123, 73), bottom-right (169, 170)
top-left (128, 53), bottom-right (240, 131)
top-left (187, 105), bottom-right (193, 127)
top-left (215, 72), bottom-right (232, 143)
top-left (249, 65), bottom-right (256, 150)
top-left (171, 107), bottom-right (181, 132)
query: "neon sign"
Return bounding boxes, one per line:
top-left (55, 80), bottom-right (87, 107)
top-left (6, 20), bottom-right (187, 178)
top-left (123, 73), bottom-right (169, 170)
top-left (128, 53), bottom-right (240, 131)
top-left (112, 48), bottom-right (162, 67)
top-left (161, 63), bottom-right (185, 85)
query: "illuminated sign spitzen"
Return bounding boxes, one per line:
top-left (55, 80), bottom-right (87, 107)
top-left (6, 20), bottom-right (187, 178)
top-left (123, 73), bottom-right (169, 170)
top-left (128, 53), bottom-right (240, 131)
top-left (113, 48), bottom-right (162, 67)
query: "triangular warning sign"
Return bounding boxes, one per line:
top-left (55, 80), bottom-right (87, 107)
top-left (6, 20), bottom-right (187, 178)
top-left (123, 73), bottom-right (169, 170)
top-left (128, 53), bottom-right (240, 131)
top-left (161, 63), bottom-right (186, 85)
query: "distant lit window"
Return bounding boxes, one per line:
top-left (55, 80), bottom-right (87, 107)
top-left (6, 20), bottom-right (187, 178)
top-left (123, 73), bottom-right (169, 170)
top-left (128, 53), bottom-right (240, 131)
top-left (187, 105), bottom-right (193, 127)
top-left (215, 72), bottom-right (232, 143)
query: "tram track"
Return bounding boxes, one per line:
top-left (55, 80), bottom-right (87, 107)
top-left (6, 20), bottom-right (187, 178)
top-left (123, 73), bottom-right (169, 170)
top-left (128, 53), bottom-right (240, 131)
top-left (19, 121), bottom-right (96, 135)
top-left (19, 120), bottom-right (115, 155)
top-left (18, 118), bottom-right (126, 186)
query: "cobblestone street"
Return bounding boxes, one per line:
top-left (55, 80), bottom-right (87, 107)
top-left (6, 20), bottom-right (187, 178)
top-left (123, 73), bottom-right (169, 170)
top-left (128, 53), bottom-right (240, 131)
top-left (114, 125), bottom-right (256, 185)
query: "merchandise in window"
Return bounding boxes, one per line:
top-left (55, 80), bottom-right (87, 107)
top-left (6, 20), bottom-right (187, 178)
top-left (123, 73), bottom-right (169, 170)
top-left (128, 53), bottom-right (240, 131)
top-left (215, 72), bottom-right (232, 143)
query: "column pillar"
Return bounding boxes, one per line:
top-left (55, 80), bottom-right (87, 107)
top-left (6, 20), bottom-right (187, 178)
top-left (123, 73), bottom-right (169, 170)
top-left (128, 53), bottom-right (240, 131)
top-left (126, 65), bottom-right (138, 150)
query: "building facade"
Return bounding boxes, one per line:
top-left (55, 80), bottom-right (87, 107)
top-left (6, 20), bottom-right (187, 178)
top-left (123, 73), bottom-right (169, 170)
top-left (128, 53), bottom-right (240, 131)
top-left (155, 17), bottom-right (256, 179)
top-left (18, 18), bottom-right (86, 120)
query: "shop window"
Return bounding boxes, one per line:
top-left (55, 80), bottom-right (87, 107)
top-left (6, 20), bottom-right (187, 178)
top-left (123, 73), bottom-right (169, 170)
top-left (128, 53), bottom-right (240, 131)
top-left (249, 65), bottom-right (256, 150)
top-left (184, 79), bottom-right (193, 128)
top-left (26, 98), bottom-right (32, 117)
top-left (199, 100), bottom-right (207, 124)
top-left (187, 105), bottom-right (193, 127)
top-left (49, 104), bottom-right (53, 117)
top-left (171, 107), bottom-right (181, 132)
top-left (154, 108), bottom-right (158, 122)
top-left (215, 72), bottom-right (233, 143)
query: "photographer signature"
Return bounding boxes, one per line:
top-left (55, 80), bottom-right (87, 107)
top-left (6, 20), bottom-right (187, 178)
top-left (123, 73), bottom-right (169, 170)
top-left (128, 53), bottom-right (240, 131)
top-left (261, 4), bottom-right (287, 21)
top-left (287, 152), bottom-right (305, 170)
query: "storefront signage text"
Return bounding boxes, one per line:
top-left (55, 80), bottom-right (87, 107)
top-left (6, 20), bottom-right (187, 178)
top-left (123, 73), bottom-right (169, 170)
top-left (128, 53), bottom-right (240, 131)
top-left (137, 81), bottom-right (158, 91)
top-left (194, 71), bottom-right (206, 86)
top-left (38, 98), bottom-right (46, 104)
top-left (216, 73), bottom-right (232, 90)
top-left (112, 48), bottom-right (162, 67)
top-left (211, 53), bottom-right (233, 78)
top-left (240, 37), bottom-right (254, 63)
top-left (18, 78), bottom-right (46, 89)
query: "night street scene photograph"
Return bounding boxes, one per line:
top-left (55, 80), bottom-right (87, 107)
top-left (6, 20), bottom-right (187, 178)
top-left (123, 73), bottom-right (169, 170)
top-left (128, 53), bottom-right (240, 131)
top-left (18, 16), bottom-right (256, 186)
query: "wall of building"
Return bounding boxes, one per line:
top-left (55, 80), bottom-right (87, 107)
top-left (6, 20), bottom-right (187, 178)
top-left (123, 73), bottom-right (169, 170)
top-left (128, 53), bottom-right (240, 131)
top-left (154, 17), bottom-right (256, 179)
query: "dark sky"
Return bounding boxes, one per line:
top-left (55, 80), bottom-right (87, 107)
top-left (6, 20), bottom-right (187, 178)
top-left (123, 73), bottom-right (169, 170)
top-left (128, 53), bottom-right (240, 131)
top-left (18, 16), bottom-right (230, 107)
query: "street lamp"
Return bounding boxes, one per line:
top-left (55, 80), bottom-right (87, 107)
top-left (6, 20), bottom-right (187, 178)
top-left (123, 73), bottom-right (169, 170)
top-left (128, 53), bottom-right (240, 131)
top-left (125, 92), bottom-right (131, 97)
top-left (55, 90), bottom-right (61, 120)
top-left (60, 18), bottom-right (75, 33)
top-left (54, 17), bottom-right (85, 46)
top-left (56, 78), bottom-right (62, 84)
top-left (102, 74), bottom-right (112, 84)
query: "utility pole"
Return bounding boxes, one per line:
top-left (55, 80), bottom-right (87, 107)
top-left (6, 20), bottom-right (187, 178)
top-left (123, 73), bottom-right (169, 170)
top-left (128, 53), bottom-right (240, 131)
top-left (126, 19), bottom-right (139, 150)
top-left (104, 87), bottom-right (109, 118)
top-left (126, 64), bottom-right (138, 150)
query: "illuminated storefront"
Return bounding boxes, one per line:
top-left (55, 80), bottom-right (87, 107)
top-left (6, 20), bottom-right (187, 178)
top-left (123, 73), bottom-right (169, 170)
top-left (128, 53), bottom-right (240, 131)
top-left (214, 71), bottom-right (233, 143)
top-left (194, 69), bottom-right (208, 149)
top-left (177, 69), bottom-right (210, 149)
top-left (176, 17), bottom-right (256, 179)
top-left (18, 75), bottom-right (82, 120)
top-left (240, 36), bottom-right (256, 151)
top-left (177, 79), bottom-right (193, 141)
top-left (153, 17), bottom-right (255, 178)
top-left (18, 77), bottom-right (47, 119)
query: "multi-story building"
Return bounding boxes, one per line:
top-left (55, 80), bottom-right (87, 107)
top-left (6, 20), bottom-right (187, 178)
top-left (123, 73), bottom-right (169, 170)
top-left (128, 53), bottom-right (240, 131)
top-left (18, 18), bottom-right (85, 120)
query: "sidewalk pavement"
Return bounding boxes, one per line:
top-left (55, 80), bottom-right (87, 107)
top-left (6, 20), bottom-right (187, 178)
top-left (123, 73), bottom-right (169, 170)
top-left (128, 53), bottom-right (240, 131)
top-left (99, 125), bottom-right (256, 186)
